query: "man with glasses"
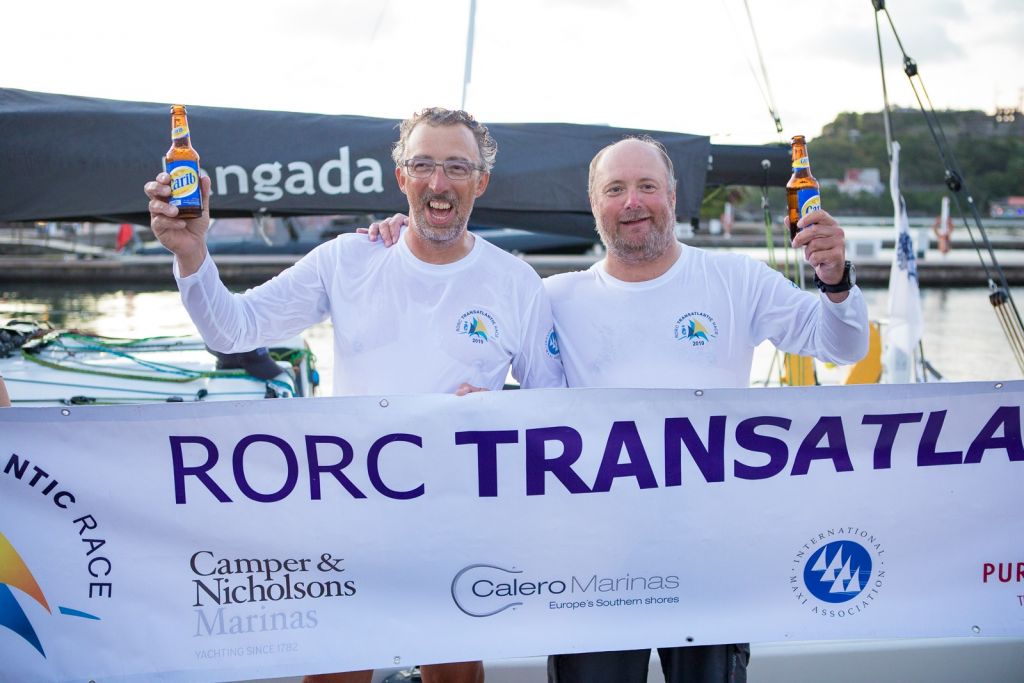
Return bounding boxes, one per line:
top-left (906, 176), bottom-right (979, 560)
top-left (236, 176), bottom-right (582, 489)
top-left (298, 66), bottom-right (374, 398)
top-left (144, 107), bottom-right (565, 683)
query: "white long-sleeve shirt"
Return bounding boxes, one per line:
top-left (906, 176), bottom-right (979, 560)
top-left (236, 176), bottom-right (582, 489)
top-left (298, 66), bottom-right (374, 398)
top-left (544, 243), bottom-right (869, 389)
top-left (176, 234), bottom-right (566, 395)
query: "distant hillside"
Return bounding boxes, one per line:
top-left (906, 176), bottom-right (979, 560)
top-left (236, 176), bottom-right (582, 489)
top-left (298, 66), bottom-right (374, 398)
top-left (808, 109), bottom-right (1024, 215)
top-left (712, 108), bottom-right (1024, 221)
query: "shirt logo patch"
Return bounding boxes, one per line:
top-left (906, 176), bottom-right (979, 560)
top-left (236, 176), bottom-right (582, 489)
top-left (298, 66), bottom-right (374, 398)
top-left (546, 329), bottom-right (560, 358)
top-left (456, 309), bottom-right (499, 344)
top-left (673, 312), bottom-right (719, 347)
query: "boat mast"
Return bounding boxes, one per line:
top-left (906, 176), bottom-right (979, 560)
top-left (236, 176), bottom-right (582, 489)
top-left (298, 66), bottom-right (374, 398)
top-left (461, 0), bottom-right (477, 110)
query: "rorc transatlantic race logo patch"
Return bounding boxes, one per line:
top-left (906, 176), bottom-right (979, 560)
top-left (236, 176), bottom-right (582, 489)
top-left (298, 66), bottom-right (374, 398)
top-left (790, 527), bottom-right (886, 618)
top-left (456, 309), bottom-right (500, 344)
top-left (0, 531), bottom-right (100, 657)
top-left (673, 312), bottom-right (719, 347)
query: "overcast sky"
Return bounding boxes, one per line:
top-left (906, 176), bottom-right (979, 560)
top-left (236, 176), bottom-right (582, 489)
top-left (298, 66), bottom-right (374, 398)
top-left (5, 0), bottom-right (1021, 144)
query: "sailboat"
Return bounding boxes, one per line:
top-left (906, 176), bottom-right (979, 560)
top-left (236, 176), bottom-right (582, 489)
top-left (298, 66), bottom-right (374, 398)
top-left (3, 3), bottom-right (1022, 682)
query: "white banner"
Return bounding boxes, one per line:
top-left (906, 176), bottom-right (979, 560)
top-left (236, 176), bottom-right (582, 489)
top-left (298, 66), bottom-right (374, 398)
top-left (2, 382), bottom-right (1023, 682)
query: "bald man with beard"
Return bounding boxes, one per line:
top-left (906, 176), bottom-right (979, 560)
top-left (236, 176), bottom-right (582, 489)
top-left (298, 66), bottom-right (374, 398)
top-left (543, 136), bottom-right (868, 683)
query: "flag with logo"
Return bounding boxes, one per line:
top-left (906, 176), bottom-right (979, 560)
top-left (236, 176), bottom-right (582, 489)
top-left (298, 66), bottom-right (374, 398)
top-left (883, 141), bottom-right (924, 383)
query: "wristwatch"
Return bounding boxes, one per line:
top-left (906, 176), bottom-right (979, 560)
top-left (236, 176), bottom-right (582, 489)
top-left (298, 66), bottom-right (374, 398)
top-left (814, 261), bottom-right (855, 293)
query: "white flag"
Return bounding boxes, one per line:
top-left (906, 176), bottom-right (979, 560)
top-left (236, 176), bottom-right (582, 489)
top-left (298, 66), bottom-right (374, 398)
top-left (883, 141), bottom-right (924, 382)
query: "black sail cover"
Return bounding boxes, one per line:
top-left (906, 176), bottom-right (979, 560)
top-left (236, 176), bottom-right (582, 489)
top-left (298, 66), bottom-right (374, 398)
top-left (0, 88), bottom-right (789, 237)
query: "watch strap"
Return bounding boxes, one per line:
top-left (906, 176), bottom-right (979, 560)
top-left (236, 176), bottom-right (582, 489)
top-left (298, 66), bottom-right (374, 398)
top-left (814, 261), bottom-right (853, 293)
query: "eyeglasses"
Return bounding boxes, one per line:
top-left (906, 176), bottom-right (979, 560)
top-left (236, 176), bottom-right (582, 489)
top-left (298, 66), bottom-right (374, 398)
top-left (402, 158), bottom-right (484, 180)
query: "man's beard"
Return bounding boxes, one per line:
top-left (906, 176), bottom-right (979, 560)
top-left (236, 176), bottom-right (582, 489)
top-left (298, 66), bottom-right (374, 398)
top-left (409, 190), bottom-right (468, 244)
top-left (596, 208), bottom-right (676, 262)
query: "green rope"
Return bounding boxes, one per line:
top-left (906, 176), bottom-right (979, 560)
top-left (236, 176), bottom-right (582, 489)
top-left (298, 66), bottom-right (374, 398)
top-left (43, 339), bottom-right (210, 379)
top-left (21, 342), bottom-right (255, 384)
top-left (16, 330), bottom-right (306, 391)
top-left (759, 179), bottom-right (814, 387)
top-left (270, 346), bottom-right (320, 388)
top-left (60, 333), bottom-right (184, 345)
top-left (761, 189), bottom-right (777, 269)
top-left (270, 347), bottom-right (315, 364)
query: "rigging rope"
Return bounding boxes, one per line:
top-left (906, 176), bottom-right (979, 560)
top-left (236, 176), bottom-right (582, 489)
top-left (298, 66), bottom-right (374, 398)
top-left (731, 2), bottom-right (810, 385)
top-left (741, 0), bottom-right (783, 134)
top-left (18, 330), bottom-right (302, 387)
top-left (873, 5), bottom-right (893, 159)
top-left (719, 0), bottom-right (784, 136)
top-left (4, 322), bottom-right (314, 403)
top-left (759, 159), bottom-right (815, 385)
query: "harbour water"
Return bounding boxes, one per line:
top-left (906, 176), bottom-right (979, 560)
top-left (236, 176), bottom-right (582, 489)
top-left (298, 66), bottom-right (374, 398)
top-left (2, 283), bottom-right (1021, 396)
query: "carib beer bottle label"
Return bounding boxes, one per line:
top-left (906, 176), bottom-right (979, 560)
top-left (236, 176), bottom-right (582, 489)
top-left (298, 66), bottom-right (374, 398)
top-left (166, 160), bottom-right (201, 210)
top-left (797, 187), bottom-right (821, 218)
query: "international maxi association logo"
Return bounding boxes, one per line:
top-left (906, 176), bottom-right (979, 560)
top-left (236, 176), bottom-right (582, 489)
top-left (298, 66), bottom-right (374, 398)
top-left (1, 531), bottom-right (100, 657)
top-left (673, 311), bottom-right (719, 347)
top-left (790, 527), bottom-right (886, 618)
top-left (456, 309), bottom-right (500, 344)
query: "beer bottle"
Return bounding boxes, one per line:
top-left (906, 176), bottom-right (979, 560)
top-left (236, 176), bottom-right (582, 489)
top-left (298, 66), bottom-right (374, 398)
top-left (164, 104), bottom-right (203, 218)
top-left (786, 134), bottom-right (820, 240)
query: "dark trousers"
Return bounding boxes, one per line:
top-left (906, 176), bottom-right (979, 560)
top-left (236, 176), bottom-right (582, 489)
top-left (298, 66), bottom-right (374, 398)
top-left (548, 644), bottom-right (749, 683)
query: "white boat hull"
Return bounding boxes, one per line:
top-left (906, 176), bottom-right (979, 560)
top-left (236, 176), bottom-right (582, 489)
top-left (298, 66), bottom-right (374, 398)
top-left (0, 322), bottom-right (315, 406)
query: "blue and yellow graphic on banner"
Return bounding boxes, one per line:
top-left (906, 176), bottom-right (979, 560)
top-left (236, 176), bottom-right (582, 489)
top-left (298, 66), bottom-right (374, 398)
top-left (0, 531), bottom-right (101, 658)
top-left (0, 532), bottom-right (50, 656)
